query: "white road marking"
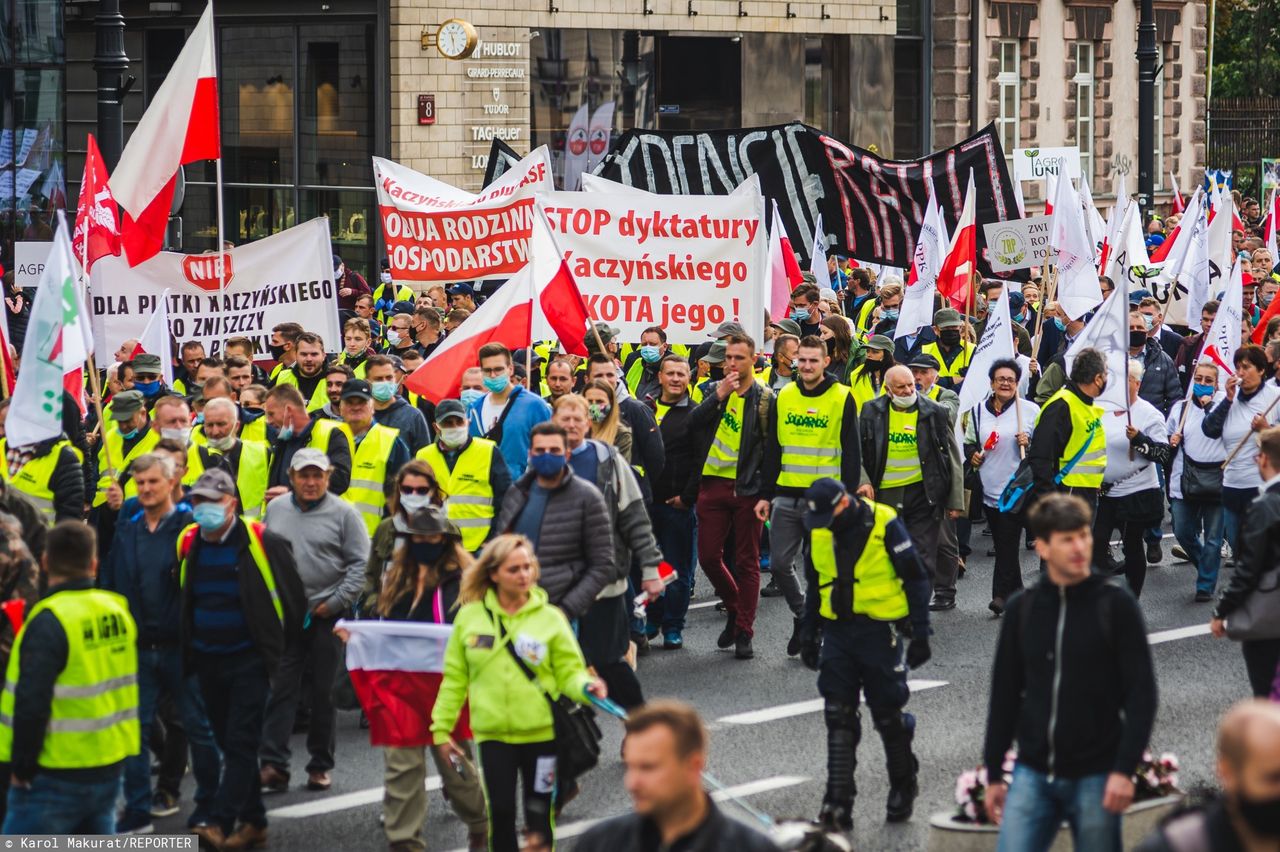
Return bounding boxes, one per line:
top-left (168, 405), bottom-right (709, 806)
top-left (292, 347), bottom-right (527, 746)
top-left (716, 680), bottom-right (949, 726)
top-left (268, 776), bottom-right (440, 818)
top-left (1148, 623), bottom-right (1212, 644)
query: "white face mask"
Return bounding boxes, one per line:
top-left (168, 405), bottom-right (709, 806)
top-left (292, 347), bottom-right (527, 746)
top-left (440, 425), bottom-right (470, 449)
top-left (400, 493), bottom-right (432, 513)
top-left (161, 427), bottom-right (192, 445)
top-left (207, 434), bottom-right (236, 452)
top-left (890, 391), bottom-right (918, 410)
top-left (380, 271), bottom-right (392, 284)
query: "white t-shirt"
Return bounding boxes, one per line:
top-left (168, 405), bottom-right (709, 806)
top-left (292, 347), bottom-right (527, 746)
top-left (481, 394), bottom-right (510, 434)
top-left (965, 397), bottom-right (1040, 507)
top-left (1166, 395), bottom-right (1226, 501)
top-left (1208, 384), bottom-right (1280, 490)
top-left (1100, 397), bottom-right (1167, 498)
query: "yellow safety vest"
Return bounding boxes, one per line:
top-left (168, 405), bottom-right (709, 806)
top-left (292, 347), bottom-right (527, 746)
top-left (921, 341), bottom-right (975, 381)
top-left (702, 391), bottom-right (747, 479)
top-left (625, 357), bottom-right (652, 396)
top-left (848, 365), bottom-right (885, 412)
top-left (855, 297), bottom-right (877, 333)
top-left (93, 429), bottom-right (161, 507)
top-left (0, 439), bottom-right (82, 525)
top-left (241, 416), bottom-right (268, 446)
top-left (1038, 388), bottom-right (1106, 488)
top-left (372, 282), bottom-right (413, 322)
top-left (883, 407), bottom-right (924, 487)
top-left (923, 384), bottom-right (942, 401)
top-left (653, 395), bottom-right (690, 426)
top-left (416, 439), bottom-right (497, 552)
top-left (0, 589), bottom-right (139, 768)
top-left (177, 520), bottom-right (284, 624)
top-left (811, 499), bottom-right (909, 621)
top-left (184, 441), bottom-right (271, 519)
top-left (274, 368), bottom-right (330, 413)
top-left (776, 383), bottom-right (848, 490)
top-left (341, 423), bottom-right (400, 534)
top-left (172, 378), bottom-right (188, 396)
top-left (335, 352), bottom-right (369, 379)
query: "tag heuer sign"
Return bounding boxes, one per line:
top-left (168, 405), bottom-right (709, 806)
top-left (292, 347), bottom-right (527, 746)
top-left (982, 215), bottom-right (1053, 273)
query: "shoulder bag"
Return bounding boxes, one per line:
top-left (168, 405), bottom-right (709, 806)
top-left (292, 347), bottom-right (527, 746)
top-left (1225, 566), bottom-right (1280, 641)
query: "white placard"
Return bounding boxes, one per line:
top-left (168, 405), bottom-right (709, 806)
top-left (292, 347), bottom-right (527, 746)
top-left (983, 215), bottom-right (1053, 272)
top-left (1013, 147), bottom-right (1082, 182)
top-left (14, 241), bottom-right (47, 288)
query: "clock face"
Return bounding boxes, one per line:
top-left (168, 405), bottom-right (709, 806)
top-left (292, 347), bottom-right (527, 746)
top-left (438, 21), bottom-right (471, 59)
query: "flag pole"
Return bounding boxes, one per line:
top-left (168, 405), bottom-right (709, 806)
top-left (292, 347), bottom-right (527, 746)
top-left (79, 211), bottom-right (116, 477)
top-left (1031, 249), bottom-right (1059, 364)
top-left (211, 2), bottom-right (227, 322)
top-left (1223, 394), bottom-right (1280, 466)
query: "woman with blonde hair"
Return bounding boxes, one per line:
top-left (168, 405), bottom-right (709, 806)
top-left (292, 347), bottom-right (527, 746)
top-left (433, 534), bottom-right (606, 852)
top-left (582, 378), bottom-right (633, 462)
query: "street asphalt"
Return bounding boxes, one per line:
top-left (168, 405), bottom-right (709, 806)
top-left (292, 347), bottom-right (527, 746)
top-left (151, 521), bottom-right (1248, 851)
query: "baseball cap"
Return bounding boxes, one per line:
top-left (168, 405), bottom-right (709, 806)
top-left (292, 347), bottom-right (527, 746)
top-left (390, 300), bottom-right (416, 316)
top-left (289, 448), bottom-right (331, 472)
top-left (189, 469), bottom-right (236, 502)
top-left (933, 308), bottom-right (964, 329)
top-left (332, 254), bottom-right (343, 268)
top-left (131, 353), bottom-right (163, 376)
top-left (110, 390), bottom-right (145, 421)
top-left (447, 283), bottom-right (474, 296)
top-left (771, 318), bottom-right (802, 338)
top-left (819, 287), bottom-right (839, 304)
top-left (434, 399), bottom-right (467, 423)
top-left (701, 340), bottom-right (728, 364)
top-left (341, 379), bottom-right (373, 401)
top-left (908, 354), bottom-right (941, 371)
top-left (711, 321), bottom-right (747, 339)
top-left (1008, 291), bottom-right (1026, 313)
top-left (865, 334), bottom-right (895, 352)
top-left (804, 478), bottom-right (849, 530)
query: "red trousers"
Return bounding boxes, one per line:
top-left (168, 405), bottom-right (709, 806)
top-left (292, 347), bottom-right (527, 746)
top-left (695, 476), bottom-right (763, 637)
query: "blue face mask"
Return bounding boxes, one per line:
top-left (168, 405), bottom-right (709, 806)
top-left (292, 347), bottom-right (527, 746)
top-left (134, 379), bottom-right (160, 398)
top-left (371, 381), bottom-right (397, 403)
top-left (529, 452), bottom-right (567, 479)
top-left (192, 502), bottom-right (227, 531)
top-left (460, 389), bottom-right (484, 408)
top-left (277, 423), bottom-right (294, 442)
top-left (1053, 318), bottom-right (1067, 332)
top-left (120, 426), bottom-right (141, 440)
top-left (1192, 383), bottom-right (1215, 398)
top-left (792, 308), bottom-right (811, 322)
top-left (881, 309), bottom-right (899, 322)
top-left (194, 413), bottom-right (205, 425)
top-left (482, 374), bottom-right (509, 394)
top-left (639, 345), bottom-right (661, 363)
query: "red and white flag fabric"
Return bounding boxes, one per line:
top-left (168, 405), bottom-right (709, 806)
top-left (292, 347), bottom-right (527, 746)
top-left (130, 289), bottom-right (175, 387)
top-left (0, 292), bottom-right (14, 396)
top-left (767, 204), bottom-right (803, 322)
top-left (1078, 177), bottom-right (1106, 264)
top-left (7, 215), bottom-right (93, 444)
top-left (339, 620), bottom-right (469, 748)
top-left (1204, 257), bottom-right (1244, 382)
top-left (1170, 172), bottom-right (1185, 214)
top-left (1098, 175), bottom-right (1128, 273)
top-left (936, 174), bottom-right (976, 313)
top-left (897, 195), bottom-right (949, 340)
top-left (73, 134), bottom-right (121, 273)
top-left (1265, 188), bottom-right (1278, 262)
top-left (109, 4), bottom-right (219, 267)
top-left (809, 213), bottom-right (832, 290)
top-left (404, 206), bottom-right (591, 404)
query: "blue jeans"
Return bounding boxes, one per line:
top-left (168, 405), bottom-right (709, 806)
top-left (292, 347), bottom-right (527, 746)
top-left (1223, 486), bottom-right (1257, 554)
top-left (1170, 498), bottom-right (1225, 594)
top-left (3, 771), bottom-right (120, 834)
top-left (997, 764), bottom-right (1120, 852)
top-left (647, 501), bottom-right (697, 632)
top-left (124, 646), bottom-right (221, 826)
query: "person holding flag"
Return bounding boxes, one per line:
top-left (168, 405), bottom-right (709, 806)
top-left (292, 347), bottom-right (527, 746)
top-left (1026, 347), bottom-right (1109, 511)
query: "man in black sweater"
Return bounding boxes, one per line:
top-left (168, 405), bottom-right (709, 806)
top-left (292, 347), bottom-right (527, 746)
top-left (983, 494), bottom-right (1157, 852)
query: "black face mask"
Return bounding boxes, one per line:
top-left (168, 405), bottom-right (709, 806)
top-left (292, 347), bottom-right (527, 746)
top-left (1237, 792), bottom-right (1280, 836)
top-left (865, 358), bottom-right (887, 373)
top-left (825, 338), bottom-right (838, 357)
top-left (939, 329), bottom-right (961, 346)
top-left (709, 366), bottom-right (725, 382)
top-left (268, 344), bottom-right (286, 360)
top-left (1129, 330), bottom-right (1148, 349)
top-left (410, 540), bottom-right (446, 565)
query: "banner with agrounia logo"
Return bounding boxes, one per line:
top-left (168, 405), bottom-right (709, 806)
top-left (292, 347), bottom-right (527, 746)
top-left (88, 217), bottom-right (340, 360)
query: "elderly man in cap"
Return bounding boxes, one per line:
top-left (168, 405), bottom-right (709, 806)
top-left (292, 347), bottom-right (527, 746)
top-left (858, 365), bottom-right (965, 610)
top-left (176, 469), bottom-right (305, 850)
top-left (415, 399), bottom-right (510, 553)
top-left (93, 389), bottom-right (160, 511)
top-left (908, 354), bottom-right (959, 423)
top-left (848, 335), bottom-right (895, 411)
top-left (921, 308), bottom-right (974, 392)
top-left (130, 353), bottom-right (170, 407)
top-left (261, 448), bottom-right (368, 795)
top-left (340, 379), bottom-right (411, 534)
top-left (761, 332), bottom-right (800, 391)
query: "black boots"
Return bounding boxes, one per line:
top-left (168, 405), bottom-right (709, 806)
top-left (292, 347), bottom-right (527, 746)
top-left (819, 701), bottom-right (859, 831)
top-left (717, 610), bottom-right (737, 649)
top-left (876, 711), bottom-right (920, 823)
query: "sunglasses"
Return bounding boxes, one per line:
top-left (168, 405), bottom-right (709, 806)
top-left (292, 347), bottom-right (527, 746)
top-left (400, 485), bottom-right (434, 496)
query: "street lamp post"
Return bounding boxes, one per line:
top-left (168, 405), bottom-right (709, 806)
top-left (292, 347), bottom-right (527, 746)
top-left (93, 0), bottom-right (133, 170)
top-left (1136, 0), bottom-right (1157, 221)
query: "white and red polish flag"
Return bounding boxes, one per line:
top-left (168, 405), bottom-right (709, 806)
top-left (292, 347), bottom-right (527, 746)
top-left (339, 620), bottom-right (469, 747)
top-left (404, 205), bottom-right (591, 404)
top-left (73, 134), bottom-right (121, 273)
top-left (130, 289), bottom-right (175, 387)
top-left (109, 4), bottom-right (219, 267)
top-left (767, 203), bottom-right (803, 321)
top-left (936, 173), bottom-right (977, 313)
top-left (1265, 188), bottom-right (1279, 261)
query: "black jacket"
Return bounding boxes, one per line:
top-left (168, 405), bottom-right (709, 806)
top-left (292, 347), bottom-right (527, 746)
top-left (649, 394), bottom-right (700, 507)
top-left (688, 379), bottom-right (775, 498)
top-left (760, 377), bottom-right (862, 501)
top-left (1133, 339), bottom-right (1182, 415)
top-left (618, 395), bottom-right (665, 503)
top-left (1133, 798), bottom-right (1245, 852)
top-left (983, 574), bottom-right (1157, 779)
top-left (268, 418), bottom-right (353, 493)
top-left (574, 797), bottom-right (780, 852)
top-left (100, 505), bottom-right (194, 645)
top-left (178, 518), bottom-right (307, 677)
top-left (1215, 478), bottom-right (1280, 619)
top-left (1026, 382), bottom-right (1097, 497)
top-left (859, 393), bottom-right (963, 509)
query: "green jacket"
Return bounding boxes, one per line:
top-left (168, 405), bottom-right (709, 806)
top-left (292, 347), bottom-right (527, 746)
top-left (431, 586), bottom-right (593, 744)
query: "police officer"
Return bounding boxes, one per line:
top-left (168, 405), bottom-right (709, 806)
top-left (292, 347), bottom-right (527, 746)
top-left (184, 398), bottom-right (271, 519)
top-left (758, 334), bottom-right (861, 656)
top-left (339, 380), bottom-right (410, 534)
top-left (1026, 346), bottom-right (1108, 510)
top-left (0, 522), bottom-right (139, 834)
top-left (415, 399), bottom-right (510, 553)
top-left (0, 431), bottom-right (84, 524)
top-left (799, 479), bottom-right (932, 832)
